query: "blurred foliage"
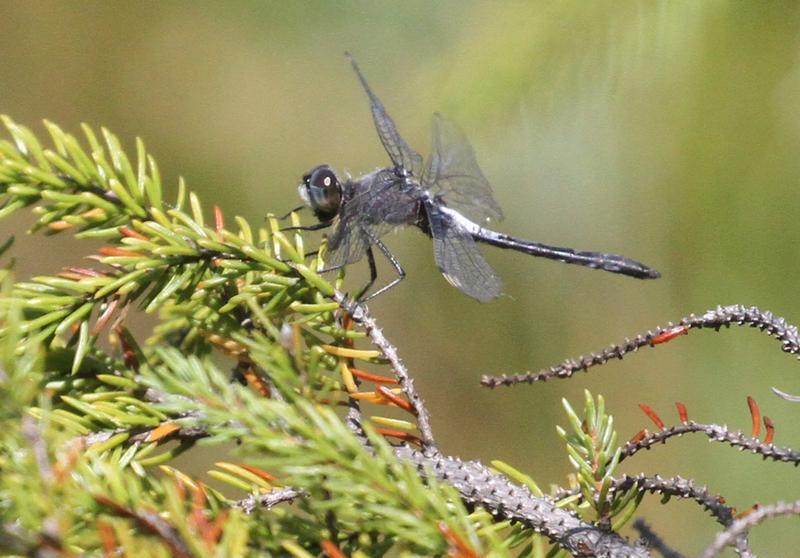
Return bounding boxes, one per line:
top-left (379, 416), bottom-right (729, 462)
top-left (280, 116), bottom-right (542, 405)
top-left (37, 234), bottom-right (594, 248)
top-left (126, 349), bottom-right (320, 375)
top-left (1, 1), bottom-right (800, 553)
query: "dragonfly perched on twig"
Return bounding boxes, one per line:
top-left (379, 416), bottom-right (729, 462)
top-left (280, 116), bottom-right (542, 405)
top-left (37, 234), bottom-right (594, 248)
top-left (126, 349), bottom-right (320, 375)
top-left (291, 53), bottom-right (659, 303)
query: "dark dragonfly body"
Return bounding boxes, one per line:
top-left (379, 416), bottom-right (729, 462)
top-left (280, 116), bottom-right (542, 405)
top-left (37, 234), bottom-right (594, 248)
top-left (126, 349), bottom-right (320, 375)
top-left (296, 54), bottom-right (659, 303)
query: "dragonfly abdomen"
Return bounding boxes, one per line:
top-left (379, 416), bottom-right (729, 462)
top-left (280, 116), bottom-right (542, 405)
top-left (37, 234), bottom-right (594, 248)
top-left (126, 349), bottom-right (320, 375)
top-left (474, 228), bottom-right (660, 280)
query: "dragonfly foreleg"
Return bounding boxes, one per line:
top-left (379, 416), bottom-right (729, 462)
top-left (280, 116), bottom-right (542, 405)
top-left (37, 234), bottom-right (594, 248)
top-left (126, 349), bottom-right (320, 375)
top-left (279, 220), bottom-right (334, 232)
top-left (275, 205), bottom-right (307, 220)
top-left (278, 248), bottom-right (322, 265)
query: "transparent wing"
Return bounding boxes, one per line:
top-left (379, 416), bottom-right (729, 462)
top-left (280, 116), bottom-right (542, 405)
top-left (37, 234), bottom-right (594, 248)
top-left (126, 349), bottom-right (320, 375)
top-left (322, 221), bottom-right (369, 272)
top-left (423, 113), bottom-right (504, 223)
top-left (322, 170), bottom-right (418, 271)
top-left (426, 202), bottom-right (502, 302)
top-left (348, 54), bottom-right (424, 176)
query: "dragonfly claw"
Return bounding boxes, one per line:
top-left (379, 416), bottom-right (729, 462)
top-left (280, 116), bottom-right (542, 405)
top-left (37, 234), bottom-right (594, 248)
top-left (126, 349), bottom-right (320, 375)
top-left (339, 294), bottom-right (365, 317)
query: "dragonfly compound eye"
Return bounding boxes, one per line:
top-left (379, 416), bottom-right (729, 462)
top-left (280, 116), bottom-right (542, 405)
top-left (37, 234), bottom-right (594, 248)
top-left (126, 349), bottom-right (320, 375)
top-left (302, 165), bottom-right (342, 220)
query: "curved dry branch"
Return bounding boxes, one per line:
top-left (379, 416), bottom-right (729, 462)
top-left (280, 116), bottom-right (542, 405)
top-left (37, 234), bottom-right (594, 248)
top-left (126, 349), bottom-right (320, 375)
top-left (336, 298), bottom-right (647, 555)
top-left (621, 421), bottom-right (800, 465)
top-left (612, 475), bottom-right (734, 528)
top-left (233, 487), bottom-right (308, 514)
top-left (699, 500), bottom-right (800, 558)
top-left (553, 474), bottom-right (752, 558)
top-left (95, 495), bottom-right (193, 558)
top-left (482, 305), bottom-right (800, 387)
top-left (340, 293), bottom-right (437, 451)
top-left (612, 475), bottom-right (751, 558)
top-left (398, 447), bottom-right (650, 557)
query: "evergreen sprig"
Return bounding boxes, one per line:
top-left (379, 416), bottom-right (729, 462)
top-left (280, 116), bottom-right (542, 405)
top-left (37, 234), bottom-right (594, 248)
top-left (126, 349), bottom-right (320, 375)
top-left (0, 117), bottom-right (536, 556)
top-left (144, 347), bottom-right (488, 556)
top-left (2, 116), bottom-right (796, 557)
top-left (555, 391), bottom-right (642, 531)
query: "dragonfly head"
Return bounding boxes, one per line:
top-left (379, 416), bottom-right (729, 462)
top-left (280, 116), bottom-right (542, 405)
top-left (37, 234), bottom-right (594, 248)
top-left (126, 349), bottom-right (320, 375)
top-left (299, 165), bottom-right (342, 222)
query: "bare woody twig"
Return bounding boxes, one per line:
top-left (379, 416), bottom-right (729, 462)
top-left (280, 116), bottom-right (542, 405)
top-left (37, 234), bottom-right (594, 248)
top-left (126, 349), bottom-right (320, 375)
top-left (21, 416), bottom-right (53, 483)
top-left (610, 475), bottom-right (734, 529)
top-left (341, 393), bottom-right (648, 557)
top-left (232, 487), bottom-right (308, 514)
top-left (96, 408), bottom-right (649, 554)
top-left (338, 293), bottom-right (437, 451)
top-left (699, 500), bottom-right (800, 558)
top-left (81, 392), bottom-right (650, 554)
top-left (338, 300), bottom-right (624, 554)
top-left (612, 475), bottom-right (752, 558)
top-left (79, 386), bottom-right (209, 448)
top-left (552, 474), bottom-right (752, 558)
top-left (95, 495), bottom-right (193, 558)
top-left (621, 421), bottom-right (800, 466)
top-left (481, 305), bottom-right (800, 387)
top-left (0, 521), bottom-right (65, 557)
top-left (396, 446), bottom-right (650, 558)
top-left (772, 385), bottom-right (800, 402)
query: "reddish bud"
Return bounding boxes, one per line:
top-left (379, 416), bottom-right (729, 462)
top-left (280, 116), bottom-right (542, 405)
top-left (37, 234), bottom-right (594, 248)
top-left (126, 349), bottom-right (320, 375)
top-left (376, 385), bottom-right (415, 414)
top-left (97, 520), bottom-right (116, 557)
top-left (639, 403), bottom-right (665, 429)
top-left (651, 325), bottom-right (689, 345)
top-left (438, 522), bottom-right (481, 558)
top-left (119, 226), bottom-right (148, 240)
top-left (98, 246), bottom-right (144, 258)
top-left (763, 416), bottom-right (775, 444)
top-left (747, 396), bottom-right (761, 438)
top-left (628, 429), bottom-right (649, 445)
top-left (213, 205), bottom-right (224, 239)
top-left (349, 367), bottom-right (398, 384)
top-left (321, 540), bottom-right (347, 558)
top-left (374, 427), bottom-right (422, 446)
top-left (676, 401), bottom-right (689, 423)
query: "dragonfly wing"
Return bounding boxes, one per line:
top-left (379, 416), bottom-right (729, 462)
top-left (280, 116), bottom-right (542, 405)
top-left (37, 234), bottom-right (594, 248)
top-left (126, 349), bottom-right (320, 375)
top-left (423, 113), bottom-right (504, 223)
top-left (322, 219), bottom-right (369, 271)
top-left (427, 203), bottom-right (502, 302)
top-left (348, 54), bottom-right (424, 176)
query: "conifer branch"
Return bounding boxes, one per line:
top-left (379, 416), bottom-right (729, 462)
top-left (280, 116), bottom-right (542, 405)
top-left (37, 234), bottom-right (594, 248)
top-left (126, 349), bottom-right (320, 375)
top-left (397, 447), bottom-right (650, 557)
top-left (699, 500), bottom-right (800, 558)
top-left (339, 292), bottom-right (437, 450)
top-left (482, 305), bottom-right (800, 387)
top-left (2, 116), bottom-right (797, 556)
top-left (233, 487), bottom-right (308, 514)
top-left (621, 420), bottom-right (800, 465)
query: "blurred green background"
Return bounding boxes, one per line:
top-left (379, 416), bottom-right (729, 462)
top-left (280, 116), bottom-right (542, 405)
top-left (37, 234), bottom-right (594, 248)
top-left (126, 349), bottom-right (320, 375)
top-left (2, 1), bottom-right (800, 554)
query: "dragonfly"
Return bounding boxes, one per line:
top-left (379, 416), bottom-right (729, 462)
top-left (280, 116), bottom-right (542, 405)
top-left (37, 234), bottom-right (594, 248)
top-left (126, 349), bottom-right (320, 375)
top-left (292, 54), bottom-right (659, 303)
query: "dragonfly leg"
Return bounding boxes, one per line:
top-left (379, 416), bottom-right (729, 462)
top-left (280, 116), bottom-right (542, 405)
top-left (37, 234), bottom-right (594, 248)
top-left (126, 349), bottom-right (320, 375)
top-left (337, 247), bottom-right (377, 316)
top-left (359, 238), bottom-right (406, 303)
top-left (279, 220), bottom-right (333, 233)
top-left (351, 245), bottom-right (378, 302)
top-left (274, 205), bottom-right (307, 220)
top-left (277, 248), bottom-right (322, 265)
